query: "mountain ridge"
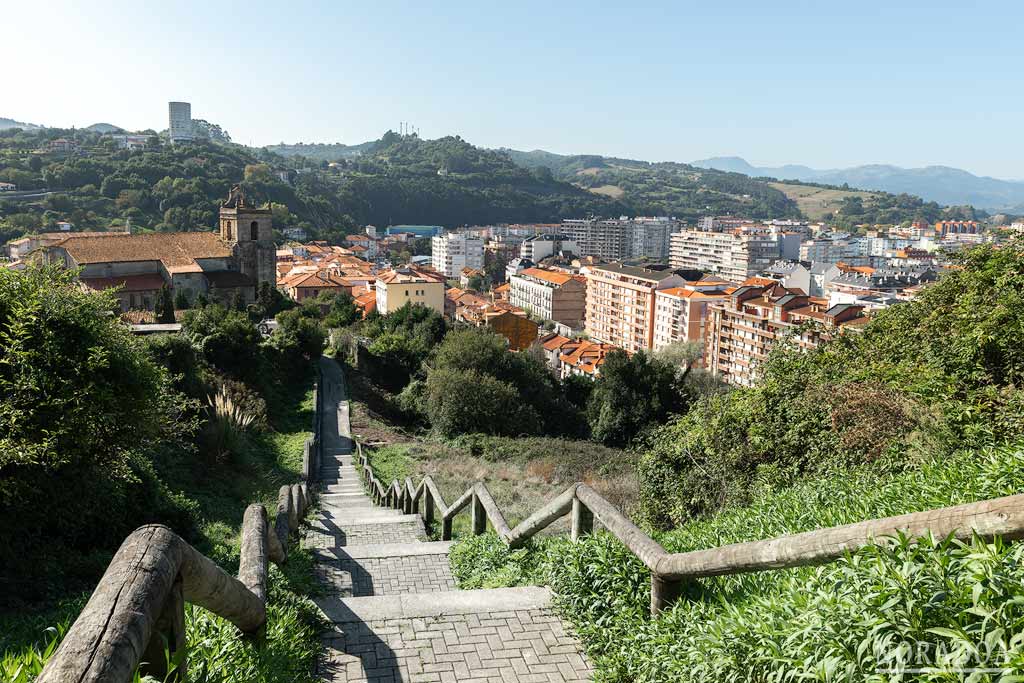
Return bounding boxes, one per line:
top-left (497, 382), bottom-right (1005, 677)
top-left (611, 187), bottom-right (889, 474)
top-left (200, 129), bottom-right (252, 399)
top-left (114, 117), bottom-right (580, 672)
top-left (693, 156), bottom-right (1024, 211)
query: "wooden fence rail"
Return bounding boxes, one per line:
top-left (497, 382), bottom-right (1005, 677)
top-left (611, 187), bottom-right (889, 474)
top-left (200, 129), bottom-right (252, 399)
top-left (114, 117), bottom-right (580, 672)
top-left (38, 368), bottom-right (324, 683)
top-left (356, 440), bottom-right (1024, 615)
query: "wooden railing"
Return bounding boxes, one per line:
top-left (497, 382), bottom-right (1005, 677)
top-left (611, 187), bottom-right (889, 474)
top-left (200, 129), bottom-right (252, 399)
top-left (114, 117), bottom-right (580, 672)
top-left (356, 440), bottom-right (1024, 615)
top-left (38, 370), bottom-right (325, 683)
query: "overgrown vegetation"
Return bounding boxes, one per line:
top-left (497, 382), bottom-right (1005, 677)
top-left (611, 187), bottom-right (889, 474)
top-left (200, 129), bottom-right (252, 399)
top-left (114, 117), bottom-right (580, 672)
top-left (452, 442), bottom-right (1024, 681)
top-left (341, 306), bottom-right (695, 447)
top-left (638, 242), bottom-right (1024, 527)
top-left (0, 265), bottom-right (326, 681)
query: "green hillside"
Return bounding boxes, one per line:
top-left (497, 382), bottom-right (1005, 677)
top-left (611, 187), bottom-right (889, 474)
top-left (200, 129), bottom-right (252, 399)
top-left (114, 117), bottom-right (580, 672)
top-left (0, 128), bottom-right (626, 244)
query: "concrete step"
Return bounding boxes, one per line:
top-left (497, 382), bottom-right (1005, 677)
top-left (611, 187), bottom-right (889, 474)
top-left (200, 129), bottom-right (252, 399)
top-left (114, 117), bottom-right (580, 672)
top-left (314, 541), bottom-right (453, 561)
top-left (316, 512), bottom-right (423, 525)
top-left (316, 586), bottom-right (552, 623)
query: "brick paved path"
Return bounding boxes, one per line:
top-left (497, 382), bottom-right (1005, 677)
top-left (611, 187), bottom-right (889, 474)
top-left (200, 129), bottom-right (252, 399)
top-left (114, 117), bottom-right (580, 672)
top-left (307, 358), bottom-right (592, 683)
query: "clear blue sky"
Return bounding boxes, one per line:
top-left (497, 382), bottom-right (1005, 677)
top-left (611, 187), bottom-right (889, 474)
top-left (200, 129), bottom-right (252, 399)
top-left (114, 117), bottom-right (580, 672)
top-left (5, 1), bottom-right (1022, 177)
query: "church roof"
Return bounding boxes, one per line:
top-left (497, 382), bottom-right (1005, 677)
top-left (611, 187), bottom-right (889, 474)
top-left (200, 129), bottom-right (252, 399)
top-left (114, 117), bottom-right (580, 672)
top-left (57, 231), bottom-right (233, 267)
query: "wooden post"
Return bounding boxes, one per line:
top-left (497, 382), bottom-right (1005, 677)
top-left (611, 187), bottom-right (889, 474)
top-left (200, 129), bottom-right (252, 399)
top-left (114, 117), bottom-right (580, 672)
top-left (650, 574), bottom-right (685, 616)
top-left (571, 497), bottom-right (593, 542)
top-left (424, 487), bottom-right (435, 528)
top-left (140, 576), bottom-right (186, 682)
top-left (442, 516), bottom-right (454, 541)
top-left (471, 494), bottom-right (487, 536)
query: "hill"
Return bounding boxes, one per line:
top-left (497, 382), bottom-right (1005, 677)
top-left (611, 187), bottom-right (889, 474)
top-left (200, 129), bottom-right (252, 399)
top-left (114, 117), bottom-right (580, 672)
top-left (264, 139), bottom-right (379, 162)
top-left (0, 117), bottom-right (42, 131)
top-left (85, 122), bottom-right (123, 133)
top-left (0, 128), bottom-right (626, 244)
top-left (504, 148), bottom-right (801, 220)
top-left (695, 155), bottom-right (1024, 212)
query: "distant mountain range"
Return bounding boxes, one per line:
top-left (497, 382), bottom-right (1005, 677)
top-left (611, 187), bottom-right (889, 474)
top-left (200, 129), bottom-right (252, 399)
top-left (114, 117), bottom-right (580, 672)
top-left (692, 156), bottom-right (1024, 213)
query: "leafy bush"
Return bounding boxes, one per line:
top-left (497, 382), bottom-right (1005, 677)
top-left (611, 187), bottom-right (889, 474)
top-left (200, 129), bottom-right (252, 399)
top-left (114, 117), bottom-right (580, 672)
top-left (0, 266), bottom-right (199, 604)
top-left (423, 367), bottom-right (538, 437)
top-left (587, 350), bottom-right (688, 447)
top-left (453, 442), bottom-right (1024, 682)
top-left (182, 304), bottom-right (262, 380)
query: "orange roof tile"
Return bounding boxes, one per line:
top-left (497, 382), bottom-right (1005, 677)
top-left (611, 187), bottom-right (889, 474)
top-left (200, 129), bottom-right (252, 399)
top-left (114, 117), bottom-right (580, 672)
top-left (519, 267), bottom-right (573, 286)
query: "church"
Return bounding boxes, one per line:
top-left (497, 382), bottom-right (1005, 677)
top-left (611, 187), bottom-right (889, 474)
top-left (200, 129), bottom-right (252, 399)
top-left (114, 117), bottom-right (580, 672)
top-left (44, 187), bottom-right (276, 312)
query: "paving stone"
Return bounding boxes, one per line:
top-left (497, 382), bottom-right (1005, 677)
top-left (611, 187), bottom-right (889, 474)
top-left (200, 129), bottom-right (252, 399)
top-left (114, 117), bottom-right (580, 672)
top-left (313, 357), bottom-right (592, 682)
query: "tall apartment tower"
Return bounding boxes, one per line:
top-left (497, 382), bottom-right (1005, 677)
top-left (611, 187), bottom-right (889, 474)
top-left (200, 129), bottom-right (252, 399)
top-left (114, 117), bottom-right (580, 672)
top-left (168, 101), bottom-right (194, 144)
top-left (219, 186), bottom-right (275, 288)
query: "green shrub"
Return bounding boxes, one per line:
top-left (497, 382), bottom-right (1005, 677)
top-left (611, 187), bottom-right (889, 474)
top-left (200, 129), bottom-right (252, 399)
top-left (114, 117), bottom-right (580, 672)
top-left (453, 442), bottom-right (1024, 682)
top-left (0, 266), bottom-right (199, 605)
top-left (638, 242), bottom-right (1024, 527)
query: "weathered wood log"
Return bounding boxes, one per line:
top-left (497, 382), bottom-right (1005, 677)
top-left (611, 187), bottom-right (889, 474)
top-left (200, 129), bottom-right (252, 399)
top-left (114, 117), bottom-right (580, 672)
top-left (238, 505), bottom-right (269, 604)
top-left (571, 496), bottom-right (594, 542)
top-left (267, 521), bottom-right (286, 564)
top-left (179, 544), bottom-right (265, 631)
top-left (288, 485), bottom-right (301, 531)
top-left (654, 492), bottom-right (1024, 580)
top-left (274, 485), bottom-right (292, 559)
top-left (424, 484), bottom-right (435, 527)
top-left (38, 526), bottom-right (183, 683)
top-left (576, 484), bottom-right (667, 572)
top-left (505, 485), bottom-right (576, 549)
top-left (473, 483), bottom-right (511, 538)
top-left (38, 525), bottom-right (266, 683)
top-left (140, 576), bottom-right (185, 682)
top-left (471, 493), bottom-right (487, 536)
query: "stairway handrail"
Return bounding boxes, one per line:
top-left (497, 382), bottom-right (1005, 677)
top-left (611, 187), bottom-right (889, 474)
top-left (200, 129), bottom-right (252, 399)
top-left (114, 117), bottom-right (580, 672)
top-left (356, 438), bottom-right (1024, 615)
top-left (38, 363), bottom-right (326, 683)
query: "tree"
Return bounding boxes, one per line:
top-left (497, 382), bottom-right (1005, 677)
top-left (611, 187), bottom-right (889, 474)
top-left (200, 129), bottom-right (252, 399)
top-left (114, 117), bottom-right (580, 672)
top-left (422, 367), bottom-right (537, 438)
top-left (173, 288), bottom-right (191, 310)
top-left (323, 291), bottom-right (359, 328)
top-left (156, 284), bottom-right (176, 323)
top-left (0, 266), bottom-right (196, 598)
top-left (588, 350), bottom-right (687, 447)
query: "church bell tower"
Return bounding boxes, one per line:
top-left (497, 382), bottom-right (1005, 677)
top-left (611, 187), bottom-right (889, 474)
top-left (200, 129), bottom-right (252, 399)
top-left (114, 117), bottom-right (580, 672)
top-left (219, 186), bottom-right (274, 288)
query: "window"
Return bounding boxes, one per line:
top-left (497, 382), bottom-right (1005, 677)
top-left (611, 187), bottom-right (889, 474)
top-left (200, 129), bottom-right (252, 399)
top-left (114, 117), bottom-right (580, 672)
top-left (250, 221), bottom-right (259, 241)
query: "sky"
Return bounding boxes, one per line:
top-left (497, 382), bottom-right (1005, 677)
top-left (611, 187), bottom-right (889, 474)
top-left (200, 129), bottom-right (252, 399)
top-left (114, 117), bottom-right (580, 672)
top-left (3, 0), bottom-right (1022, 178)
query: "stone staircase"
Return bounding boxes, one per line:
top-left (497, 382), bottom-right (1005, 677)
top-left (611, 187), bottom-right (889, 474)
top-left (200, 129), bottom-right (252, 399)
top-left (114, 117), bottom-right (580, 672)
top-left (307, 358), bottom-right (592, 683)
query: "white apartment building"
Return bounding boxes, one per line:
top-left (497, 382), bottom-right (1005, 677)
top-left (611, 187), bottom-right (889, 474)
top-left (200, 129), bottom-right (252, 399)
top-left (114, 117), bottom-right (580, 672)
top-left (168, 101), bottom-right (193, 144)
top-left (431, 232), bottom-right (484, 278)
top-left (520, 234), bottom-right (579, 262)
top-left (630, 217), bottom-right (677, 260)
top-left (799, 235), bottom-right (868, 264)
top-left (508, 267), bottom-right (587, 328)
top-left (563, 219), bottom-right (632, 261)
top-left (669, 227), bottom-right (780, 281)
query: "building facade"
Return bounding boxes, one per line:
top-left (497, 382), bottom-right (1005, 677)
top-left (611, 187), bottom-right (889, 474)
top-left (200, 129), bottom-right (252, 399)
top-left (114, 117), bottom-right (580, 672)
top-left (705, 283), bottom-right (867, 387)
top-left (168, 101), bottom-right (193, 144)
top-left (519, 234), bottom-right (578, 262)
top-left (375, 266), bottom-right (446, 315)
top-left (669, 227), bottom-right (780, 281)
top-left (42, 188), bottom-right (275, 312)
top-left (508, 267), bottom-right (587, 328)
top-left (431, 232), bottom-right (484, 278)
top-left (584, 263), bottom-right (686, 353)
top-left (651, 281), bottom-right (731, 352)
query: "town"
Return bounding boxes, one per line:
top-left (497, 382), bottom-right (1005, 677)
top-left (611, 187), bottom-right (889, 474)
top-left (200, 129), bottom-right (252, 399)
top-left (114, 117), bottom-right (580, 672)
top-left (5, 162), bottom-right (1013, 388)
top-left (6, 5), bottom-right (1024, 677)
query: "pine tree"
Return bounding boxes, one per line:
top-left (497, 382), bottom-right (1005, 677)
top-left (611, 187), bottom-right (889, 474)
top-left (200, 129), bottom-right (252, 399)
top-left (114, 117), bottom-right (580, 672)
top-left (156, 285), bottom-right (176, 323)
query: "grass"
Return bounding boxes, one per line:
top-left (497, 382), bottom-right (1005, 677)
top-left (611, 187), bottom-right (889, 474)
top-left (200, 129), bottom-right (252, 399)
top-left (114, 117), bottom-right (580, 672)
top-left (450, 443), bottom-right (1024, 681)
top-left (0, 368), bottom-right (323, 683)
top-left (348, 365), bottom-right (638, 538)
top-left (769, 181), bottom-right (879, 220)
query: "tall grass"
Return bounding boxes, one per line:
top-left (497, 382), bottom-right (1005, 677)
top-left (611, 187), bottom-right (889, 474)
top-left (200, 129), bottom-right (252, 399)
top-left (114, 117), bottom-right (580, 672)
top-left (451, 443), bottom-right (1024, 681)
top-left (206, 385), bottom-right (257, 461)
